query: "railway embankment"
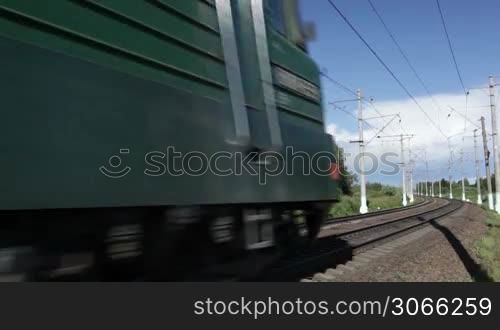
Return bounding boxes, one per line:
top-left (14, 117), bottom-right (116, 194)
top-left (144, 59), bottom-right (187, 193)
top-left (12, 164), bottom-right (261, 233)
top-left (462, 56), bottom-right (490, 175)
top-left (317, 203), bottom-right (491, 282)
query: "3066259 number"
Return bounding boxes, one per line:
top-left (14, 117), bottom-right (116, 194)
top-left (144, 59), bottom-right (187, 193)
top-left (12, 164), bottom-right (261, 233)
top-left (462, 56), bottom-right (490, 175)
top-left (391, 298), bottom-right (492, 316)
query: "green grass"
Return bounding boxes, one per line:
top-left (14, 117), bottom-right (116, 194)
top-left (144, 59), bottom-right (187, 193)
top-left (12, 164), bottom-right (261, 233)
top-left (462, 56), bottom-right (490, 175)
top-left (475, 211), bottom-right (500, 281)
top-left (431, 185), bottom-right (479, 202)
top-left (450, 186), bottom-right (480, 203)
top-left (330, 185), bottom-right (421, 218)
top-left (430, 185), bottom-right (489, 205)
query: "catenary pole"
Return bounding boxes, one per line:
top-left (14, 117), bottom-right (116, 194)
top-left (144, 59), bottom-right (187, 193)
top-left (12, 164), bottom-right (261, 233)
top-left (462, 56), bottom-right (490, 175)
top-left (474, 129), bottom-right (482, 205)
top-left (358, 89), bottom-right (368, 214)
top-left (481, 116), bottom-right (494, 210)
top-left (489, 76), bottom-right (500, 213)
top-left (461, 141), bottom-right (466, 201)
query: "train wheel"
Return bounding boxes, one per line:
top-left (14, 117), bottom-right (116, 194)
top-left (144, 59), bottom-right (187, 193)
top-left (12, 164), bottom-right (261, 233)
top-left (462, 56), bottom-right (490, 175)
top-left (273, 208), bottom-right (306, 254)
top-left (143, 207), bottom-right (245, 281)
top-left (94, 222), bottom-right (143, 281)
top-left (305, 204), bottom-right (331, 240)
top-left (273, 204), bottom-right (330, 254)
top-left (206, 207), bottom-right (245, 261)
top-left (143, 208), bottom-right (204, 281)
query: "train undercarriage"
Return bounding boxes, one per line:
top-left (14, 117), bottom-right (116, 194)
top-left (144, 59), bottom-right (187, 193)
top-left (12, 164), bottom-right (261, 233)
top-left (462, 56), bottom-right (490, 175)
top-left (0, 202), bottom-right (332, 281)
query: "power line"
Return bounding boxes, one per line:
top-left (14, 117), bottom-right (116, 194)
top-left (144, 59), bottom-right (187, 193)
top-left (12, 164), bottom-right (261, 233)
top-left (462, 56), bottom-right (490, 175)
top-left (434, 0), bottom-right (469, 133)
top-left (319, 72), bottom-right (382, 131)
top-left (325, 0), bottom-right (448, 140)
top-left (367, 0), bottom-right (446, 123)
top-left (448, 106), bottom-right (480, 129)
top-left (366, 99), bottom-right (402, 135)
top-left (331, 104), bottom-right (378, 130)
top-left (321, 71), bottom-right (401, 134)
top-left (435, 0), bottom-right (467, 95)
top-left (320, 71), bottom-right (358, 96)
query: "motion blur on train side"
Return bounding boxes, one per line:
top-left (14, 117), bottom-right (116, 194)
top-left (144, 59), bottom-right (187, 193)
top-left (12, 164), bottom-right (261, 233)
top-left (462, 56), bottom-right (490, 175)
top-left (0, 0), bottom-right (340, 280)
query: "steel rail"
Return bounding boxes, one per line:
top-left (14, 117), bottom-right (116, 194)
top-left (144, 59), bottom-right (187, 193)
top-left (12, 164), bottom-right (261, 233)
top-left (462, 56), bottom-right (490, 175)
top-left (255, 198), bottom-right (463, 281)
top-left (324, 198), bottom-right (431, 225)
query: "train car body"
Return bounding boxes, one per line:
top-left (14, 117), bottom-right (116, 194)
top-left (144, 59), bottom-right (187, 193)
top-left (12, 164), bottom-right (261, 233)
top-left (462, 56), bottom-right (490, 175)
top-left (0, 0), bottom-right (339, 280)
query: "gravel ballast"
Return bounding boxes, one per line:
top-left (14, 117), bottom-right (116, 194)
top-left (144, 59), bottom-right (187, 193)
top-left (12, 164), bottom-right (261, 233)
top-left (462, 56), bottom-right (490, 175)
top-left (320, 203), bottom-right (489, 282)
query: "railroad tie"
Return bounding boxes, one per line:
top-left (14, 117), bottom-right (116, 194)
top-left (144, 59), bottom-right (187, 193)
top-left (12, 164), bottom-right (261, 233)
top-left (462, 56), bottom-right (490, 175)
top-left (361, 250), bottom-right (386, 258)
top-left (373, 246), bottom-right (393, 253)
top-left (326, 268), bottom-right (344, 277)
top-left (353, 255), bottom-right (371, 263)
top-left (346, 260), bottom-right (365, 268)
top-left (312, 273), bottom-right (335, 282)
top-left (337, 264), bottom-right (355, 272)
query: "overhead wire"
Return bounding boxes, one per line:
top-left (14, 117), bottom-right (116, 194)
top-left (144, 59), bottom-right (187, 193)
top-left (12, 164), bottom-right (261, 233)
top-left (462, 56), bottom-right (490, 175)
top-left (435, 0), bottom-right (470, 137)
top-left (325, 0), bottom-right (448, 140)
top-left (435, 0), bottom-right (467, 95)
top-left (321, 71), bottom-right (399, 134)
top-left (367, 0), bottom-right (447, 121)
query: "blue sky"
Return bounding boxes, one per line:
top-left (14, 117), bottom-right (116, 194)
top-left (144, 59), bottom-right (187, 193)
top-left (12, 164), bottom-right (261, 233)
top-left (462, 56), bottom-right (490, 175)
top-left (300, 0), bottom-right (500, 186)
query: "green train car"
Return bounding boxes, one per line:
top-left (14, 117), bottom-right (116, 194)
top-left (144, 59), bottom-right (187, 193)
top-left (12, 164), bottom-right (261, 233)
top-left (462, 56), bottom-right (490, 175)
top-left (0, 0), bottom-right (339, 280)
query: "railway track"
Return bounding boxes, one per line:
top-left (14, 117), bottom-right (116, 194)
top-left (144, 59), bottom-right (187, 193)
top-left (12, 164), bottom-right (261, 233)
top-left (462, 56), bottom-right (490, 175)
top-left (251, 198), bottom-right (464, 281)
top-left (323, 198), bottom-right (431, 225)
top-left (33, 198), bottom-right (463, 282)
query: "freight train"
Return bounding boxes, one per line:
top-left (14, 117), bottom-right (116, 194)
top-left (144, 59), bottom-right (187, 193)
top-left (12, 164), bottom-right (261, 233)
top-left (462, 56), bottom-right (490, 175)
top-left (0, 0), bottom-right (340, 280)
